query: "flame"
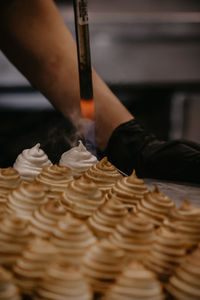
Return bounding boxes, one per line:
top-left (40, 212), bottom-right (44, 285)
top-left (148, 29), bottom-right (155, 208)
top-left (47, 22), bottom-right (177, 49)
top-left (80, 99), bottom-right (95, 121)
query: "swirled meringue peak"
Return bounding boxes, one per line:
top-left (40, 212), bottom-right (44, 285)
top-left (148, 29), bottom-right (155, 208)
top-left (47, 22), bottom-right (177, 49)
top-left (165, 199), bottom-right (200, 250)
top-left (34, 260), bottom-right (92, 300)
top-left (109, 212), bottom-right (156, 262)
top-left (81, 239), bottom-right (125, 294)
top-left (59, 140), bottom-right (97, 178)
top-left (7, 182), bottom-right (48, 219)
top-left (50, 214), bottom-right (96, 266)
top-left (144, 225), bottom-right (186, 282)
top-left (13, 238), bottom-right (58, 296)
top-left (106, 170), bottom-right (149, 208)
top-left (167, 244), bottom-right (200, 300)
top-left (0, 266), bottom-right (21, 300)
top-left (88, 199), bottom-right (128, 238)
top-left (103, 261), bottom-right (164, 300)
top-left (0, 215), bottom-right (32, 269)
top-left (30, 200), bottom-right (68, 239)
top-left (35, 164), bottom-right (73, 200)
top-left (13, 144), bottom-right (52, 183)
top-left (61, 177), bottom-right (105, 219)
top-left (0, 167), bottom-right (21, 201)
top-left (135, 186), bottom-right (175, 226)
top-left (83, 157), bottom-right (122, 194)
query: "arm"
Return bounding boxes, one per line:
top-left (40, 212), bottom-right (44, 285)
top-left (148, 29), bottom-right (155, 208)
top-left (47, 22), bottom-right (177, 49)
top-left (0, 0), bottom-right (132, 150)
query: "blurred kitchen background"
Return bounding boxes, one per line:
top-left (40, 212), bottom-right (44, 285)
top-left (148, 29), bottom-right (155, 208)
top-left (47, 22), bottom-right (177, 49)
top-left (0, 0), bottom-right (200, 167)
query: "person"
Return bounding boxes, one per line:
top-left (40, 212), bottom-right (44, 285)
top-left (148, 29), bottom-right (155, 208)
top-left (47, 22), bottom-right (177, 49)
top-left (0, 0), bottom-right (200, 184)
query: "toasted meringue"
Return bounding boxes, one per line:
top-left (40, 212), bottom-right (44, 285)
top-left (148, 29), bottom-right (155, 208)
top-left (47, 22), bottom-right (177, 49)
top-left (144, 225), bottom-right (186, 281)
top-left (35, 164), bottom-right (73, 200)
top-left (13, 144), bottom-right (52, 182)
top-left (59, 140), bottom-right (97, 178)
top-left (88, 199), bottom-right (128, 238)
top-left (13, 238), bottom-right (57, 296)
top-left (30, 200), bottom-right (68, 239)
top-left (0, 266), bottom-right (21, 300)
top-left (7, 182), bottom-right (48, 219)
top-left (0, 216), bottom-right (32, 268)
top-left (83, 157), bottom-right (122, 194)
top-left (167, 244), bottom-right (200, 300)
top-left (81, 239), bottom-right (125, 294)
top-left (135, 186), bottom-right (175, 226)
top-left (109, 212), bottom-right (155, 261)
top-left (33, 260), bottom-right (92, 300)
top-left (103, 261), bottom-right (164, 300)
top-left (50, 214), bottom-right (96, 265)
top-left (0, 168), bottom-right (21, 201)
top-left (106, 170), bottom-right (149, 208)
top-left (166, 199), bottom-right (200, 249)
top-left (61, 177), bottom-right (105, 219)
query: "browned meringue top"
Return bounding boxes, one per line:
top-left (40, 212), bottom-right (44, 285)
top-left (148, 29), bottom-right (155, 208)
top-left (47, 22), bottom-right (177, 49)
top-left (61, 177), bottom-right (105, 219)
top-left (0, 215), bottom-right (32, 268)
top-left (0, 167), bottom-right (21, 198)
top-left (7, 182), bottom-right (48, 219)
top-left (88, 199), bottom-right (128, 238)
top-left (135, 186), bottom-right (175, 226)
top-left (13, 238), bottom-right (57, 295)
top-left (167, 244), bottom-right (200, 300)
top-left (144, 225), bottom-right (186, 281)
top-left (35, 164), bottom-right (73, 199)
top-left (103, 261), bottom-right (164, 300)
top-left (50, 214), bottom-right (96, 265)
top-left (107, 170), bottom-right (149, 208)
top-left (165, 199), bottom-right (200, 249)
top-left (0, 266), bottom-right (21, 300)
top-left (83, 157), bottom-right (122, 193)
top-left (81, 239), bottom-right (125, 294)
top-left (30, 200), bottom-right (68, 239)
top-left (34, 260), bottom-right (92, 300)
top-left (109, 212), bottom-right (155, 261)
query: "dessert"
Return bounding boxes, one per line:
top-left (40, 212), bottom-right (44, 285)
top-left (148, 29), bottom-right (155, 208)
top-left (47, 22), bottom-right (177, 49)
top-left (0, 216), bottom-right (32, 269)
top-left (35, 164), bottom-right (73, 200)
top-left (81, 239), bottom-right (125, 294)
top-left (135, 186), bottom-right (175, 226)
top-left (103, 261), bottom-right (164, 300)
top-left (7, 182), bottom-right (48, 219)
top-left (59, 140), bottom-right (97, 178)
top-left (166, 199), bottom-right (200, 249)
top-left (0, 167), bottom-right (21, 202)
top-left (50, 214), bottom-right (96, 266)
top-left (83, 157), bottom-right (122, 194)
top-left (109, 212), bottom-right (155, 261)
top-left (167, 244), bottom-right (200, 300)
top-left (0, 266), bottom-right (21, 300)
top-left (13, 144), bottom-right (52, 183)
top-left (88, 199), bottom-right (128, 238)
top-left (33, 260), bottom-right (92, 300)
top-left (144, 225), bottom-right (186, 281)
top-left (30, 200), bottom-right (68, 239)
top-left (106, 170), bottom-right (149, 208)
top-left (13, 238), bottom-right (57, 296)
top-left (61, 177), bottom-right (105, 219)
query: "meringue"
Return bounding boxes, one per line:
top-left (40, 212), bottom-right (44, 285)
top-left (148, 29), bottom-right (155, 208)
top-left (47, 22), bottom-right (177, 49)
top-left (88, 199), bottom-right (128, 238)
top-left (106, 170), bottom-right (149, 208)
top-left (61, 177), bottom-right (105, 219)
top-left (33, 260), bottom-right (92, 300)
top-left (0, 167), bottom-right (21, 201)
top-left (59, 140), bottom-right (97, 177)
top-left (83, 157), bottom-right (122, 194)
top-left (0, 266), bottom-right (21, 300)
top-left (13, 144), bottom-right (52, 182)
top-left (81, 239), bottom-right (125, 294)
top-left (51, 214), bottom-right (96, 266)
top-left (103, 261), bottom-right (164, 300)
